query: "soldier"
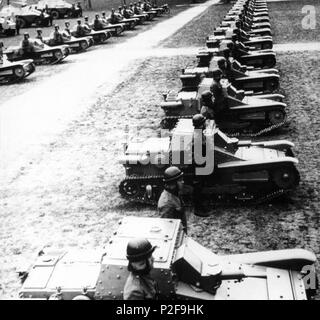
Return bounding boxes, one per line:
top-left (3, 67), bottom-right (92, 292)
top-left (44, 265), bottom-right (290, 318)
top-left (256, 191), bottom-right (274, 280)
top-left (51, 25), bottom-right (64, 45)
top-left (74, 19), bottom-right (86, 37)
top-left (209, 68), bottom-right (229, 118)
top-left (107, 8), bottom-right (118, 24)
top-left (93, 13), bottom-right (104, 30)
top-left (133, 2), bottom-right (141, 15)
top-left (200, 91), bottom-right (215, 120)
top-left (45, 5), bottom-right (53, 27)
top-left (192, 114), bottom-right (210, 217)
top-left (20, 33), bottom-right (34, 57)
top-left (15, 16), bottom-right (21, 35)
top-left (35, 28), bottom-right (43, 42)
top-left (122, 5), bottom-right (131, 19)
top-left (63, 21), bottom-right (72, 37)
top-left (101, 11), bottom-right (108, 24)
top-left (158, 166), bottom-right (187, 233)
top-left (83, 16), bottom-right (91, 32)
top-left (76, 2), bottom-right (83, 17)
top-left (0, 42), bottom-right (4, 65)
top-left (123, 238), bottom-right (158, 300)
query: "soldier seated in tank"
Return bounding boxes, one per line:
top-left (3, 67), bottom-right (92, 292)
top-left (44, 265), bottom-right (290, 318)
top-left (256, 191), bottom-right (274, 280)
top-left (121, 5), bottom-right (131, 19)
top-left (200, 69), bottom-right (229, 120)
top-left (123, 238), bottom-right (158, 300)
top-left (93, 13), bottom-right (105, 30)
top-left (20, 33), bottom-right (35, 58)
top-left (133, 2), bottom-right (142, 15)
top-left (0, 42), bottom-right (4, 65)
top-left (74, 19), bottom-right (87, 37)
top-left (35, 28), bottom-right (44, 42)
top-left (83, 16), bottom-right (92, 32)
top-left (158, 166), bottom-right (188, 233)
top-left (50, 25), bottom-right (64, 45)
top-left (63, 21), bottom-right (72, 39)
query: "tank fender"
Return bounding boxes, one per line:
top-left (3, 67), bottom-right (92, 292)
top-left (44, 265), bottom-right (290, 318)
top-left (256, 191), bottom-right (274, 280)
top-left (252, 140), bottom-right (294, 150)
top-left (223, 249), bottom-right (317, 271)
top-left (160, 101), bottom-right (183, 110)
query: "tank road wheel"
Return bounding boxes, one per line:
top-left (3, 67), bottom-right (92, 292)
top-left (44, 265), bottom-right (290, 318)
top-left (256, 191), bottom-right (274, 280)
top-left (80, 40), bottom-right (89, 51)
top-left (99, 33), bottom-right (107, 43)
top-left (51, 10), bottom-right (60, 19)
top-left (14, 66), bottom-right (26, 79)
top-left (272, 166), bottom-right (299, 190)
top-left (119, 180), bottom-right (140, 199)
top-left (53, 50), bottom-right (63, 62)
top-left (265, 79), bottom-right (279, 92)
top-left (268, 110), bottom-right (285, 125)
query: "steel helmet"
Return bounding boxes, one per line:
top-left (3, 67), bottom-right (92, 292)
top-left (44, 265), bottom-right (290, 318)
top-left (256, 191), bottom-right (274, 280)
top-left (126, 238), bottom-right (156, 262)
top-left (211, 68), bottom-right (222, 78)
top-left (36, 28), bottom-right (42, 32)
top-left (201, 90), bottom-right (213, 102)
top-left (163, 166), bottom-right (183, 183)
top-left (192, 114), bottom-right (206, 128)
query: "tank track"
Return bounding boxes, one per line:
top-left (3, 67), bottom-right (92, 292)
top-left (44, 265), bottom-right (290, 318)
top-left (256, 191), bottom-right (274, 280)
top-left (119, 174), bottom-right (289, 207)
top-left (160, 116), bottom-right (286, 137)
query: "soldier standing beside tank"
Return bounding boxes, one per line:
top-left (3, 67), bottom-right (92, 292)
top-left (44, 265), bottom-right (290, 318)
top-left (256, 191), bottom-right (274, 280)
top-left (123, 238), bottom-right (158, 300)
top-left (15, 16), bottom-right (21, 35)
top-left (0, 42), bottom-right (4, 65)
top-left (77, 2), bottom-right (83, 17)
top-left (158, 166), bottom-right (188, 233)
top-left (192, 114), bottom-right (210, 217)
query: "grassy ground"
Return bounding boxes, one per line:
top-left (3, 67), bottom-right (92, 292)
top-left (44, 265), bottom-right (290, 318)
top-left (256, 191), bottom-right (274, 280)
top-left (160, 2), bottom-right (231, 47)
top-left (1, 51), bottom-right (320, 298)
top-left (269, 0), bottom-right (320, 43)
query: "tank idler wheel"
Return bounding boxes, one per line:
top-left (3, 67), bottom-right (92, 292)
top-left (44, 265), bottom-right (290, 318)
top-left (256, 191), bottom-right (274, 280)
top-left (51, 10), bottom-right (60, 20)
top-left (265, 79), bottom-right (278, 92)
top-left (54, 50), bottom-right (63, 61)
top-left (99, 33), bottom-right (107, 43)
top-left (268, 110), bottom-right (285, 125)
top-left (119, 180), bottom-right (140, 198)
top-left (272, 166), bottom-right (298, 189)
top-left (14, 66), bottom-right (25, 79)
top-left (80, 40), bottom-right (89, 51)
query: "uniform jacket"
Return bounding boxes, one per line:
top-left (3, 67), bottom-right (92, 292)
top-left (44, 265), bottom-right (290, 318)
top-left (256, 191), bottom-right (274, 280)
top-left (158, 189), bottom-right (187, 232)
top-left (123, 273), bottom-right (158, 300)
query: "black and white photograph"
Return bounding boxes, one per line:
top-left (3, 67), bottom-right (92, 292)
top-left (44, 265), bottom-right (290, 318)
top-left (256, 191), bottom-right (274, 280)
top-left (0, 0), bottom-right (319, 304)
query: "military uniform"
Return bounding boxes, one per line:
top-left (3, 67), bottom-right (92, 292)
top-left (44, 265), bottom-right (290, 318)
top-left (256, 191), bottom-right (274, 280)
top-left (158, 189), bottom-right (187, 232)
top-left (123, 273), bottom-right (158, 300)
top-left (210, 80), bottom-right (229, 117)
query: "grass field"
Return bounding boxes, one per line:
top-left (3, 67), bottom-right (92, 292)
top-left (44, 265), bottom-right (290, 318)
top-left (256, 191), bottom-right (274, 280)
top-left (160, 2), bottom-right (231, 47)
top-left (269, 0), bottom-right (320, 43)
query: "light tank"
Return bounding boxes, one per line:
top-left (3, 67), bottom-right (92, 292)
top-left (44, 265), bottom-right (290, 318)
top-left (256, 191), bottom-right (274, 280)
top-left (0, 58), bottom-right (35, 84)
top-left (119, 118), bottom-right (299, 205)
top-left (160, 73), bottom-right (286, 135)
top-left (18, 217), bottom-right (317, 300)
top-left (5, 38), bottom-right (69, 65)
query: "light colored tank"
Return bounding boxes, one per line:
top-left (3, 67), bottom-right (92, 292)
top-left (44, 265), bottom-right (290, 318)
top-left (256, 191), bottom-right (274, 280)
top-left (19, 217), bottom-right (317, 300)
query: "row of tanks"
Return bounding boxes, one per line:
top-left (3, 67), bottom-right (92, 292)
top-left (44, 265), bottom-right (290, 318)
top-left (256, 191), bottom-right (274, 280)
top-left (18, 0), bottom-right (318, 300)
top-left (118, 0), bottom-right (299, 206)
top-left (0, 3), bottom-right (168, 84)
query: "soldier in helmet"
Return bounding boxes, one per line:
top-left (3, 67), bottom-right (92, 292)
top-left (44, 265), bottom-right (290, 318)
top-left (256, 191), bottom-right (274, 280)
top-left (51, 24), bottom-right (64, 45)
top-left (74, 19), bottom-right (86, 37)
top-left (63, 21), bottom-right (72, 38)
top-left (0, 42), bottom-right (4, 65)
top-left (123, 238), bottom-right (158, 300)
top-left (208, 68), bottom-right (229, 118)
top-left (192, 114), bottom-right (211, 217)
top-left (93, 13), bottom-right (104, 30)
top-left (83, 16), bottom-right (91, 32)
top-left (35, 28), bottom-right (43, 42)
top-left (20, 33), bottom-right (34, 57)
top-left (158, 166), bottom-right (187, 233)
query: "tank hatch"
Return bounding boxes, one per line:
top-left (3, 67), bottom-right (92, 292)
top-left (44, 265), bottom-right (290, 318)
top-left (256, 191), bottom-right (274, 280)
top-left (95, 217), bottom-right (183, 300)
